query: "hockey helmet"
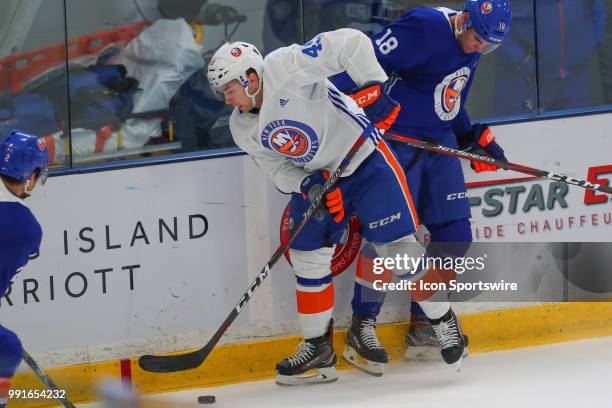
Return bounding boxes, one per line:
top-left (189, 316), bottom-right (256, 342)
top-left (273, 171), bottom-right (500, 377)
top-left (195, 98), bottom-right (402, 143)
top-left (464, 0), bottom-right (511, 54)
top-left (207, 41), bottom-right (263, 101)
top-left (0, 131), bottom-right (49, 184)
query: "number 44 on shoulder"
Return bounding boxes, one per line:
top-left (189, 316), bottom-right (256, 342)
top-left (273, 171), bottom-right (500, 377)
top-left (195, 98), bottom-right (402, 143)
top-left (302, 36), bottom-right (323, 58)
top-left (376, 28), bottom-right (398, 55)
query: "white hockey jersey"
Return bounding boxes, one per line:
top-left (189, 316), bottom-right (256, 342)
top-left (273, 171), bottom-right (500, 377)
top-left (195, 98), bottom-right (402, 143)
top-left (229, 28), bottom-right (388, 194)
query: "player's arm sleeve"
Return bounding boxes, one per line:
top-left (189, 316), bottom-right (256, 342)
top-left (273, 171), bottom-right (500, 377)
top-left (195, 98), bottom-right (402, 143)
top-left (269, 28), bottom-right (388, 88)
top-left (29, 219), bottom-right (42, 259)
top-left (453, 108), bottom-right (473, 146)
top-left (0, 217), bottom-right (41, 296)
top-left (248, 150), bottom-right (310, 194)
top-left (453, 74), bottom-right (476, 144)
top-left (230, 126), bottom-right (308, 194)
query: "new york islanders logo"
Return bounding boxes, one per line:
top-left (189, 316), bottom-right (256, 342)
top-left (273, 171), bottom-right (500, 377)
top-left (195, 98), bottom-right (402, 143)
top-left (36, 139), bottom-right (46, 151)
top-left (481, 2), bottom-right (493, 14)
top-left (261, 120), bottom-right (319, 163)
top-left (231, 47), bottom-right (242, 57)
top-left (443, 76), bottom-right (468, 111)
top-left (271, 128), bottom-right (309, 157)
top-left (434, 67), bottom-right (471, 121)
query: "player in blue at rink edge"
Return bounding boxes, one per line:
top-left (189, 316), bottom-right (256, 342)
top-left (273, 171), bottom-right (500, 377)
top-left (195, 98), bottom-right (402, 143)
top-left (332, 0), bottom-right (512, 363)
top-left (207, 25), bottom-right (468, 384)
top-left (0, 131), bottom-right (49, 408)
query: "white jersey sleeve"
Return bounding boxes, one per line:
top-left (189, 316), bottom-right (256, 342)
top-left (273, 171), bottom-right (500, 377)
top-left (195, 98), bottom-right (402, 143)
top-left (230, 111), bottom-right (309, 193)
top-left (265, 28), bottom-right (388, 89)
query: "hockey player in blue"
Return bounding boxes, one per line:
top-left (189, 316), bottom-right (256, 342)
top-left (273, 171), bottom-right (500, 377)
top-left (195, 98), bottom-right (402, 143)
top-left (0, 131), bottom-right (49, 407)
top-left (332, 0), bottom-right (512, 367)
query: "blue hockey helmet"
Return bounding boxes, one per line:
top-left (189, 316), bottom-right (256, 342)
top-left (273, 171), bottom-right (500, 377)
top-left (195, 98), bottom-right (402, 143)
top-left (0, 131), bottom-right (49, 184)
top-left (465, 0), bottom-right (511, 53)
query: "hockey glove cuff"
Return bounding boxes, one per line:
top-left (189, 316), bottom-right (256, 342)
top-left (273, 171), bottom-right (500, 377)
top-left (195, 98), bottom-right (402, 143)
top-left (349, 82), bottom-right (401, 130)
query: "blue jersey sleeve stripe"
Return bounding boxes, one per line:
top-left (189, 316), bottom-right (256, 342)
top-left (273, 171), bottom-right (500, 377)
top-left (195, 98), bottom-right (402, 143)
top-left (296, 274), bottom-right (333, 286)
top-left (327, 87), bottom-right (344, 99)
top-left (328, 96), bottom-right (369, 131)
top-left (327, 92), bottom-right (369, 129)
top-left (327, 90), bottom-right (371, 128)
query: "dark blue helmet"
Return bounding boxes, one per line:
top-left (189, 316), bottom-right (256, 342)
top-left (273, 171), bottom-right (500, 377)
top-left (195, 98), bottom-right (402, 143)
top-left (465, 0), bottom-right (511, 52)
top-left (0, 131), bottom-right (49, 184)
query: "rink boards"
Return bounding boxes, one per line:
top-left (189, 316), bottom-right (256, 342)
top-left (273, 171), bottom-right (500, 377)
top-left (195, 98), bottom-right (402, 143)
top-left (3, 113), bottom-right (612, 407)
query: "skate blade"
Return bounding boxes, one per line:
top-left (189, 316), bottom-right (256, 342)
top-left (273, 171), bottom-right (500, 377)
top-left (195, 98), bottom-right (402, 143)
top-left (342, 345), bottom-right (385, 377)
top-left (403, 345), bottom-right (439, 361)
top-left (275, 366), bottom-right (338, 386)
top-left (404, 345), bottom-right (469, 362)
top-left (451, 355), bottom-right (464, 372)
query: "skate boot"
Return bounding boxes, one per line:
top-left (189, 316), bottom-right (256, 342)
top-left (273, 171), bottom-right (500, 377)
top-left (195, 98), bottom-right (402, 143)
top-left (405, 313), bottom-right (469, 361)
top-left (343, 314), bottom-right (388, 376)
top-left (429, 308), bottom-right (467, 371)
top-left (276, 321), bottom-right (338, 386)
top-left (404, 313), bottom-right (440, 360)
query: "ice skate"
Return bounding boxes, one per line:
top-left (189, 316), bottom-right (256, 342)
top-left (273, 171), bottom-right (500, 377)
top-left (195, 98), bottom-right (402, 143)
top-left (405, 313), bottom-right (469, 362)
top-left (276, 321), bottom-right (338, 386)
top-left (343, 314), bottom-right (388, 376)
top-left (430, 308), bottom-right (467, 371)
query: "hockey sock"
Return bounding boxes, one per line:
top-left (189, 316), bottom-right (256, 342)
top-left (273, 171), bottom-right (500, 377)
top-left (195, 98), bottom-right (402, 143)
top-left (291, 247), bottom-right (335, 339)
top-left (410, 300), bottom-right (426, 318)
top-left (352, 243), bottom-right (392, 317)
top-left (417, 294), bottom-right (450, 320)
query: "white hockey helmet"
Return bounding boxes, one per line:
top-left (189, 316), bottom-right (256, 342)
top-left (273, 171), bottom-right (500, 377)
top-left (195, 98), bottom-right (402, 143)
top-left (207, 41), bottom-right (263, 101)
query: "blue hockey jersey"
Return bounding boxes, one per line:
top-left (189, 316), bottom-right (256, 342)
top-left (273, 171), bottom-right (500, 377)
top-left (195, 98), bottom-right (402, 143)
top-left (0, 181), bottom-right (42, 297)
top-left (333, 7), bottom-right (479, 145)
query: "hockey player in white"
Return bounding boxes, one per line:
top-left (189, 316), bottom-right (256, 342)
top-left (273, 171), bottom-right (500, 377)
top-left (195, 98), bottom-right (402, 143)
top-left (207, 29), bottom-right (464, 384)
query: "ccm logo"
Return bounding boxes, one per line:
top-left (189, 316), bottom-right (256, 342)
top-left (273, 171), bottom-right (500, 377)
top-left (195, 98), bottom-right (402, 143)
top-left (447, 192), bottom-right (467, 200)
top-left (369, 212), bottom-right (401, 229)
top-left (356, 90), bottom-right (379, 105)
top-left (353, 86), bottom-right (381, 107)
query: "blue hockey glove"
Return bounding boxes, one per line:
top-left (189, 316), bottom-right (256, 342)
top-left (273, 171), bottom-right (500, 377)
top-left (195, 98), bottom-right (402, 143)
top-left (349, 82), bottom-right (400, 131)
top-left (300, 170), bottom-right (345, 223)
top-left (460, 123), bottom-right (508, 173)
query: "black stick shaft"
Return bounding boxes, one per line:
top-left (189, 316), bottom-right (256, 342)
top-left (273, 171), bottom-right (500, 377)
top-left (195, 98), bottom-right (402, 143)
top-left (22, 350), bottom-right (77, 408)
top-left (386, 134), bottom-right (612, 195)
top-left (138, 134), bottom-right (370, 372)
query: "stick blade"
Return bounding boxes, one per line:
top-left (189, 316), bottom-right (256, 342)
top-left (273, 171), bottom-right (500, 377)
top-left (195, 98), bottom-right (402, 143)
top-left (138, 351), bottom-right (204, 373)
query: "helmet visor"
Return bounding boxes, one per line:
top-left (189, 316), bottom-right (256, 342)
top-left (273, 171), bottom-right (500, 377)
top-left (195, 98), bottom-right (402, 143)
top-left (211, 80), bottom-right (248, 103)
top-left (475, 31), bottom-right (501, 54)
top-left (480, 42), bottom-right (501, 54)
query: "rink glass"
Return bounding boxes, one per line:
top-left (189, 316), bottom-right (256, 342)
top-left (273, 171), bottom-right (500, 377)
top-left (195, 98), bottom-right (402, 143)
top-left (1, 0), bottom-right (612, 169)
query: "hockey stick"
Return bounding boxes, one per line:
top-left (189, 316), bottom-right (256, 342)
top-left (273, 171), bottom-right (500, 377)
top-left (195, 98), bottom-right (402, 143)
top-left (385, 134), bottom-right (612, 195)
top-left (138, 131), bottom-right (373, 372)
top-left (22, 350), bottom-right (77, 408)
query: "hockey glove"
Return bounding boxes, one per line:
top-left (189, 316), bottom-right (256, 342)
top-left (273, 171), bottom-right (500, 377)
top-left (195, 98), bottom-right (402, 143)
top-left (461, 123), bottom-right (508, 173)
top-left (349, 82), bottom-right (401, 131)
top-left (300, 170), bottom-right (345, 223)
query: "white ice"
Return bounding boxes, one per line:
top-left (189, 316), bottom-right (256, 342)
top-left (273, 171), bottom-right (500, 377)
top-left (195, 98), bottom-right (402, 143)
top-left (86, 336), bottom-right (612, 408)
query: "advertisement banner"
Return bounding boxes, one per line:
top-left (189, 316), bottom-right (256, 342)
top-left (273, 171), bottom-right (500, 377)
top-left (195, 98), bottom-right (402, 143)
top-left (466, 114), bottom-right (612, 241)
top-left (2, 158), bottom-right (252, 364)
